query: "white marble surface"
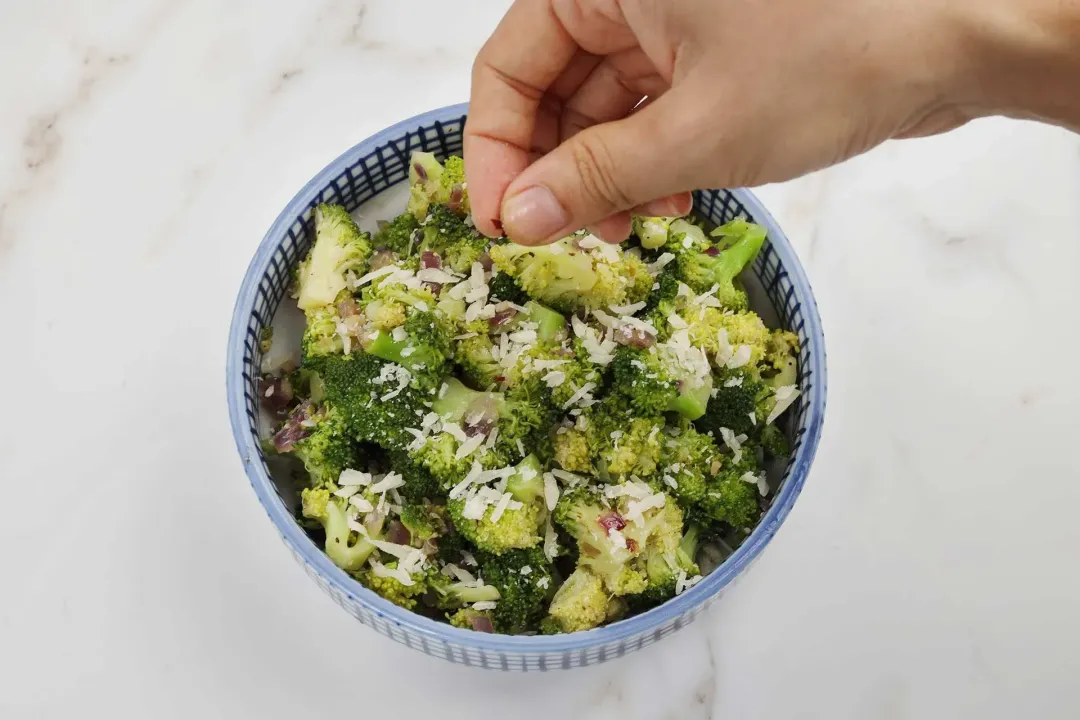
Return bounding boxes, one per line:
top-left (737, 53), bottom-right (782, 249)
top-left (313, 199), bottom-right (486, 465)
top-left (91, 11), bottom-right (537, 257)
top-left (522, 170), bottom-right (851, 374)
top-left (2, 1), bottom-right (1080, 717)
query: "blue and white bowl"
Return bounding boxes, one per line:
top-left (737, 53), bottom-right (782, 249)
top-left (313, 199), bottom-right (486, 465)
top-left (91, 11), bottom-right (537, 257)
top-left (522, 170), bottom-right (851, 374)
top-left (227, 103), bottom-right (827, 670)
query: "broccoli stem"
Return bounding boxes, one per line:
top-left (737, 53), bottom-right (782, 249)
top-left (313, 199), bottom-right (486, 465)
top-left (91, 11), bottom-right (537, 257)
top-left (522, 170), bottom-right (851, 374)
top-left (523, 301), bottom-right (566, 343)
top-left (668, 377), bottom-right (713, 421)
top-left (505, 454), bottom-right (543, 504)
top-left (365, 330), bottom-right (437, 370)
top-left (708, 220), bottom-right (767, 282)
top-left (322, 501), bottom-right (376, 571)
top-left (432, 377), bottom-right (504, 422)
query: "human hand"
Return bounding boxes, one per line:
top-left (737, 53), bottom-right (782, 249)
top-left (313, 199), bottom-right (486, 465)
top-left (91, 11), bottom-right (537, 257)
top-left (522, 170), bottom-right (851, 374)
top-left (463, 0), bottom-right (1080, 245)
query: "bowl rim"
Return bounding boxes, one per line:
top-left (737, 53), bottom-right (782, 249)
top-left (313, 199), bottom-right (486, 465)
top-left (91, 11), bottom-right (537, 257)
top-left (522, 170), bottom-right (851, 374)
top-left (226, 102), bottom-right (827, 654)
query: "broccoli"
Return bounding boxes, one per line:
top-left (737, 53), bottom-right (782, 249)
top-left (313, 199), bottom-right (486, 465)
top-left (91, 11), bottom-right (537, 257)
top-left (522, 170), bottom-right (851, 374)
top-left (695, 371), bottom-right (774, 439)
top-left (669, 218), bottom-right (766, 308)
top-left (474, 547), bottom-right (555, 633)
top-left (305, 352), bottom-right (431, 452)
top-left (408, 152), bottom-right (470, 220)
top-left (448, 608), bottom-right (496, 632)
top-left (409, 432), bottom-right (508, 488)
top-left (488, 270), bottom-right (527, 305)
top-left (456, 334), bottom-right (502, 389)
top-left (431, 377), bottom-right (556, 454)
top-left (445, 455), bottom-right (547, 554)
top-left (285, 403), bottom-right (357, 487)
top-left (428, 572), bottom-right (502, 610)
top-left (632, 216), bottom-right (676, 250)
top-left (609, 337), bottom-right (714, 421)
top-left (759, 423), bottom-right (791, 459)
top-left (658, 423), bottom-right (762, 528)
top-left (361, 311), bottom-right (452, 383)
top-left (763, 329), bottom-right (800, 385)
top-left (553, 486), bottom-right (647, 595)
top-left (390, 451), bottom-right (443, 502)
top-left (295, 204), bottom-right (372, 312)
top-left (638, 522), bottom-right (701, 605)
top-left (399, 502), bottom-right (448, 543)
top-left (374, 212), bottom-right (420, 256)
top-left (544, 567), bottom-right (608, 633)
top-left (587, 400), bottom-right (665, 477)
top-left (489, 235), bottom-right (653, 313)
top-left (417, 204), bottom-right (489, 273)
top-left (300, 486), bottom-right (380, 572)
top-left (356, 562), bottom-right (431, 610)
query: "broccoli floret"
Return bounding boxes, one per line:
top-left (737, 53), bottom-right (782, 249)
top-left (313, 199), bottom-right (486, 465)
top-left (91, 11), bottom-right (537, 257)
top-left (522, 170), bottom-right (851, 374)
top-left (356, 562), bottom-right (430, 611)
top-left (418, 204), bottom-right (489, 273)
top-left (409, 432), bottom-right (508, 487)
top-left (695, 371), bottom-right (773, 438)
top-left (456, 334), bottom-right (502, 389)
top-left (445, 455), bottom-right (547, 554)
top-left (488, 270), bottom-right (527, 305)
top-left (553, 486), bottom-right (647, 595)
top-left (489, 235), bottom-right (653, 313)
top-left (669, 219), bottom-right (765, 309)
top-left (553, 421), bottom-right (592, 474)
top-left (300, 487), bottom-right (380, 572)
top-left (658, 425), bottom-right (723, 506)
top-left (609, 338), bottom-right (714, 421)
top-left (544, 567), bottom-right (608, 633)
top-left (301, 306), bottom-right (345, 359)
top-left (287, 403), bottom-right (357, 487)
top-left (661, 424), bottom-right (764, 529)
top-left (295, 204), bottom-right (372, 311)
top-left (632, 216), bottom-right (676, 250)
top-left (374, 212), bottom-right (420, 256)
top-left (305, 352), bottom-right (431, 452)
top-left (521, 301), bottom-right (567, 343)
top-left (361, 311), bottom-right (452, 384)
top-left (448, 608), bottom-right (495, 631)
top-left (390, 451), bottom-right (443, 501)
top-left (591, 404), bottom-right (665, 478)
top-left (696, 467), bottom-right (762, 530)
top-left (759, 423), bottom-right (791, 459)
top-left (504, 340), bottom-right (599, 410)
top-left (638, 523), bottom-right (701, 605)
top-left (432, 377), bottom-right (556, 455)
top-left (398, 501), bottom-right (448, 543)
top-left (407, 152), bottom-right (471, 222)
top-left (763, 329), bottom-right (799, 386)
top-left (475, 547), bottom-right (555, 633)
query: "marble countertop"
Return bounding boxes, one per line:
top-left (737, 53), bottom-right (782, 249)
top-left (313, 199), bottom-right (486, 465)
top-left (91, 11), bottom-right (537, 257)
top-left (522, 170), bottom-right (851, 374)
top-left (3, 1), bottom-right (1079, 717)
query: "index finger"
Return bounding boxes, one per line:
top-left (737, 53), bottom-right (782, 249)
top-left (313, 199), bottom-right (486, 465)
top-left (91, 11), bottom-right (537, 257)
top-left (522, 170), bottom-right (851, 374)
top-left (464, 0), bottom-right (578, 237)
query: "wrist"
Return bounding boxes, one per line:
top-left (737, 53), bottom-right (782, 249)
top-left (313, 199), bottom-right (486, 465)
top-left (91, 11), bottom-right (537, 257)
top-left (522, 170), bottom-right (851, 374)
top-left (951, 0), bottom-right (1080, 128)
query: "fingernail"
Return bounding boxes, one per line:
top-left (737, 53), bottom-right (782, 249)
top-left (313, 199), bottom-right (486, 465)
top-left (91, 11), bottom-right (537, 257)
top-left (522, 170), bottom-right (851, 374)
top-left (501, 186), bottom-right (569, 243)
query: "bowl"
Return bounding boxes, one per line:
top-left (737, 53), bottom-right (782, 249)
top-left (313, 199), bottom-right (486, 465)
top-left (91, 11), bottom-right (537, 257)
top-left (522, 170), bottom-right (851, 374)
top-left (227, 103), bottom-right (827, 670)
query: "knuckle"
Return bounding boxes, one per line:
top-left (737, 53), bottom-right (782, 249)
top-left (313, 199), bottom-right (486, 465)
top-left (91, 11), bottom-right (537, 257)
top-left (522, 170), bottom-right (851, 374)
top-left (569, 135), bottom-right (634, 211)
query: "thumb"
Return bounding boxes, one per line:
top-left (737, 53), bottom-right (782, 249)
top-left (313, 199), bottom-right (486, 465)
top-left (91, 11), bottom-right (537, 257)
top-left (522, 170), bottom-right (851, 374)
top-left (498, 85), bottom-right (708, 245)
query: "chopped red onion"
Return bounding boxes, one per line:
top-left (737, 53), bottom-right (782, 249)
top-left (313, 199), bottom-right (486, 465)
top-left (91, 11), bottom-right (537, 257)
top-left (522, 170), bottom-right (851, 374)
top-left (448, 184), bottom-right (465, 212)
top-left (470, 614), bottom-right (495, 633)
top-left (614, 325), bottom-right (656, 349)
top-left (487, 307), bottom-right (517, 329)
top-left (420, 251), bottom-right (442, 269)
top-left (271, 400), bottom-right (313, 452)
top-left (385, 520), bottom-right (411, 546)
top-left (463, 396), bottom-right (499, 436)
top-left (478, 252), bottom-right (493, 271)
top-left (597, 510), bottom-right (627, 532)
top-left (260, 375), bottom-right (294, 413)
top-left (413, 162), bottom-right (428, 182)
top-left (337, 297), bottom-right (360, 318)
top-left (704, 246), bottom-right (720, 256)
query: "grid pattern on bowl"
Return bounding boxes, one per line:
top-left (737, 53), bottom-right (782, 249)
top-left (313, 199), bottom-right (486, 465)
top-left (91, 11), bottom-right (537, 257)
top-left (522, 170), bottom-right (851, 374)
top-left (229, 106), bottom-right (825, 670)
